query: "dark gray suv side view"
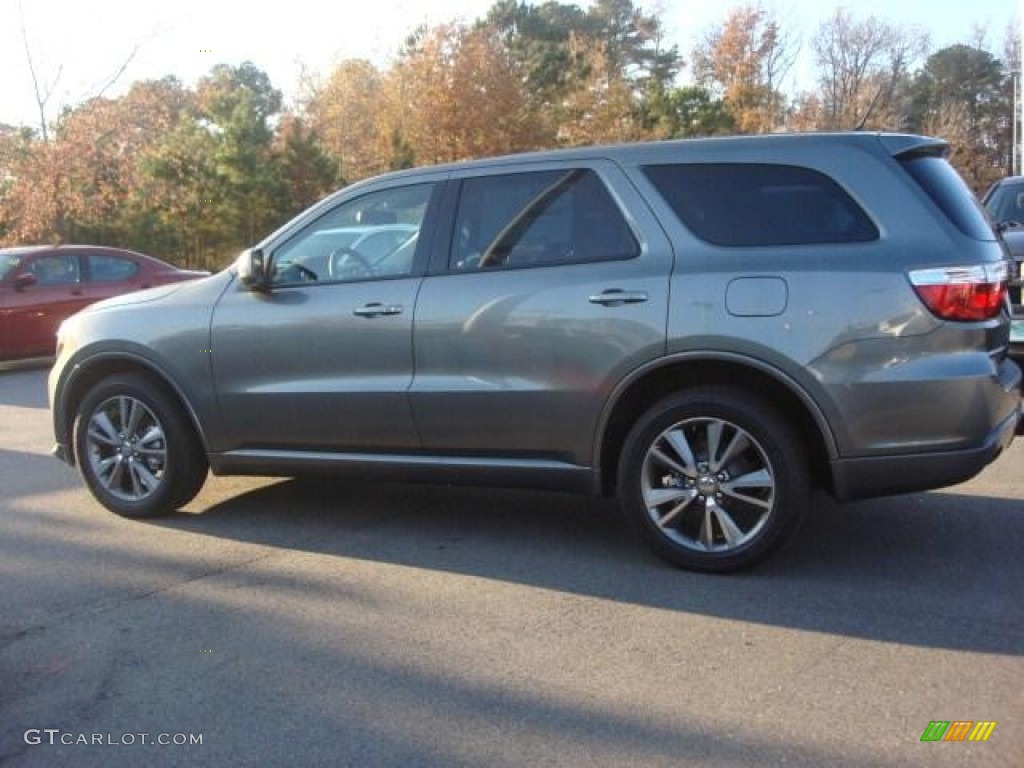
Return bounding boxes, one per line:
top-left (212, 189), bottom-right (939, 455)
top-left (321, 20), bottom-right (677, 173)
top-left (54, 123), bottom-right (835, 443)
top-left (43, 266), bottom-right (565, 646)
top-left (49, 133), bottom-right (1022, 572)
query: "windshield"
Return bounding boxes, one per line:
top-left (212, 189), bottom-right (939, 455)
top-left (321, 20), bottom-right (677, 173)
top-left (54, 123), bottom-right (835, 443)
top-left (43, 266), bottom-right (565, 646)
top-left (0, 252), bottom-right (25, 280)
top-left (984, 182), bottom-right (1024, 226)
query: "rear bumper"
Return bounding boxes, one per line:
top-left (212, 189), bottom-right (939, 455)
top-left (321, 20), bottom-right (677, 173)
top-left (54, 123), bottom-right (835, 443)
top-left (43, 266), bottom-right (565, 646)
top-left (831, 404), bottom-right (1020, 500)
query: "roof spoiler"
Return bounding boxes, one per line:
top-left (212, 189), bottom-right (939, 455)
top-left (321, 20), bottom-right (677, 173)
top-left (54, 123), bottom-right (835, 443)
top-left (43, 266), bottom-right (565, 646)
top-left (878, 134), bottom-right (949, 159)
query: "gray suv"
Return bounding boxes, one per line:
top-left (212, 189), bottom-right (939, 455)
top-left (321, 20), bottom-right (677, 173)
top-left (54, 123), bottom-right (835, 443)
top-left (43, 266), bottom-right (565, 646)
top-left (49, 133), bottom-right (1022, 572)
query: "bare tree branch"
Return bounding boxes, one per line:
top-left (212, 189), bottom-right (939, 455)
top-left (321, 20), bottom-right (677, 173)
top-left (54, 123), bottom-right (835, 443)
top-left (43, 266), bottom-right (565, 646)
top-left (90, 43), bottom-right (143, 101)
top-left (18, 0), bottom-right (60, 141)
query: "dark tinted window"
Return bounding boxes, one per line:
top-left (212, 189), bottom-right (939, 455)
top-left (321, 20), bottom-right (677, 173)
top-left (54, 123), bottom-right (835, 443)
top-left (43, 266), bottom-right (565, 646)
top-left (642, 163), bottom-right (878, 247)
top-left (901, 156), bottom-right (995, 241)
top-left (89, 254), bottom-right (139, 282)
top-left (450, 169), bottom-right (639, 270)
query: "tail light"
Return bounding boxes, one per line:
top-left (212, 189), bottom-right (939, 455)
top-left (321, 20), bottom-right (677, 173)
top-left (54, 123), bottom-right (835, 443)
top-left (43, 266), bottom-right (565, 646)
top-left (908, 262), bottom-right (1009, 321)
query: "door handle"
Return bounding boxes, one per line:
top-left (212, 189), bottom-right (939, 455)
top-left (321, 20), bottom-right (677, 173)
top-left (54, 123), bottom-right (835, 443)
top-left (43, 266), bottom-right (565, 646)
top-left (588, 290), bottom-right (649, 307)
top-left (353, 302), bottom-right (403, 317)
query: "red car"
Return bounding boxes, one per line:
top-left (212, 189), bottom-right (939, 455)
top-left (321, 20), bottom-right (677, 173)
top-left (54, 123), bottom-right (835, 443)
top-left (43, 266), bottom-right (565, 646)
top-left (0, 245), bottom-right (208, 361)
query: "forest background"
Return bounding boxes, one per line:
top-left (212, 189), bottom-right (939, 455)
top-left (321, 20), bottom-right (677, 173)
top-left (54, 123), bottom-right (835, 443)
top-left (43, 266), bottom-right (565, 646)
top-left (0, 0), bottom-right (1019, 270)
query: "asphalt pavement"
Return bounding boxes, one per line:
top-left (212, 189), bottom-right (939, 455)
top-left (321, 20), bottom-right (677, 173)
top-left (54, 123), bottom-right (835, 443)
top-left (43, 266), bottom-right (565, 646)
top-left (1, 364), bottom-right (1021, 767)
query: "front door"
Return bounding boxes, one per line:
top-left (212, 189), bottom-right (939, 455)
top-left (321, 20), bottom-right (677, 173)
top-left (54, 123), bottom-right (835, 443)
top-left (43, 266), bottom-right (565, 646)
top-left (211, 182), bottom-right (439, 452)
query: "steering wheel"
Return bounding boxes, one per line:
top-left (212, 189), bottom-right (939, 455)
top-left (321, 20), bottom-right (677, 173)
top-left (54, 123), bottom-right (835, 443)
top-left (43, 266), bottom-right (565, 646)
top-left (328, 247), bottom-right (374, 279)
top-left (274, 262), bottom-right (318, 283)
top-left (293, 264), bottom-right (318, 282)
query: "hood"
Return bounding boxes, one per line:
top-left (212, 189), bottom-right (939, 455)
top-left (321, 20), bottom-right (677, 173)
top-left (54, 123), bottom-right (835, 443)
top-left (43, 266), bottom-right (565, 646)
top-left (79, 270), bottom-right (229, 316)
top-left (155, 268), bottom-right (212, 281)
top-left (85, 282), bottom-right (187, 313)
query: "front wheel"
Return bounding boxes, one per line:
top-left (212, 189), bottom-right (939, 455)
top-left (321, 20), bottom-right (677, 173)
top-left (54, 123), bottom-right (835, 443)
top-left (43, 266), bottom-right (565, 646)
top-left (618, 388), bottom-right (809, 572)
top-left (73, 373), bottom-right (208, 517)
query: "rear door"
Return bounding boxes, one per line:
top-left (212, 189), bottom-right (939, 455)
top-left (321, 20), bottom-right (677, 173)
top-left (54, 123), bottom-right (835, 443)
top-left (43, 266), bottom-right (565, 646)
top-left (410, 160), bottom-right (672, 467)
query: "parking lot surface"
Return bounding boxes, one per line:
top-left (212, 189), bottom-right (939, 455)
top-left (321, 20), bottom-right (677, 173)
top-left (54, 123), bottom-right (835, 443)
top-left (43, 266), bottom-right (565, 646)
top-left (1, 364), bottom-right (1021, 767)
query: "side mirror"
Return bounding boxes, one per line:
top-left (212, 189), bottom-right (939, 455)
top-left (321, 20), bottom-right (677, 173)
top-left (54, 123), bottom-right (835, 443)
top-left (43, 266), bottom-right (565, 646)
top-left (14, 272), bottom-right (38, 291)
top-left (236, 247), bottom-right (269, 291)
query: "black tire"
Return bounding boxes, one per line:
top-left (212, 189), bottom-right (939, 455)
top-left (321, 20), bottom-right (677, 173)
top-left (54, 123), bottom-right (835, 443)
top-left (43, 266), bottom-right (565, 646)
top-left (617, 387), bottom-right (809, 572)
top-left (73, 373), bottom-right (208, 517)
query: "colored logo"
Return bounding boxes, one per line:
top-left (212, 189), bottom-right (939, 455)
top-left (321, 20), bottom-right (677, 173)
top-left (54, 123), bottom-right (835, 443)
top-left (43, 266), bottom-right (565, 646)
top-left (920, 721), bottom-right (996, 742)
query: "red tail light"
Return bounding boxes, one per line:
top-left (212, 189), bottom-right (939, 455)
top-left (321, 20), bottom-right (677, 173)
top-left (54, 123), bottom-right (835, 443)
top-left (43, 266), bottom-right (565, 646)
top-left (908, 262), bottom-right (1009, 321)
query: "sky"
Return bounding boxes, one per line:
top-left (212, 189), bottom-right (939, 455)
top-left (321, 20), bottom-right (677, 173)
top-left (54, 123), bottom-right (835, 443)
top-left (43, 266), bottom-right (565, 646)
top-left (0, 0), bottom-right (1020, 130)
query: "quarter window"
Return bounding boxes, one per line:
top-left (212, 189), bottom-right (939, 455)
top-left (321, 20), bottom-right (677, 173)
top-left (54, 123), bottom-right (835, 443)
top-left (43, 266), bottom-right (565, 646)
top-left (449, 169), bottom-right (639, 270)
top-left (271, 183), bottom-right (434, 285)
top-left (903, 156), bottom-right (995, 241)
top-left (643, 163), bottom-right (879, 247)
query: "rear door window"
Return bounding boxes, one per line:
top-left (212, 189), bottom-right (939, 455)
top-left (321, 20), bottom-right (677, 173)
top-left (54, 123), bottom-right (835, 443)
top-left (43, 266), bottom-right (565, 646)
top-left (449, 169), bottom-right (639, 270)
top-left (642, 163), bottom-right (878, 247)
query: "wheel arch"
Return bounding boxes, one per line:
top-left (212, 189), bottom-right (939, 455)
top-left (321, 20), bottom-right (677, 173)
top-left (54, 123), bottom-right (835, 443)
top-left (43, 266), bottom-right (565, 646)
top-left (596, 353), bottom-right (838, 496)
top-left (56, 352), bottom-right (209, 468)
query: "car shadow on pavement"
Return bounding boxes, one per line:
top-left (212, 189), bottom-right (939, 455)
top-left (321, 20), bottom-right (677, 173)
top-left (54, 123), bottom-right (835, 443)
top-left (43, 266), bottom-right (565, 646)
top-left (148, 476), bottom-right (1024, 655)
top-left (0, 448), bottom-right (81, 497)
top-left (0, 364), bottom-right (51, 409)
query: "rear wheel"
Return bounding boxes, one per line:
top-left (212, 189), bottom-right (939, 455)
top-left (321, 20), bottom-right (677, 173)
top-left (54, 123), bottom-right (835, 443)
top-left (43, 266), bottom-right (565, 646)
top-left (618, 388), bottom-right (809, 572)
top-left (73, 373), bottom-right (208, 517)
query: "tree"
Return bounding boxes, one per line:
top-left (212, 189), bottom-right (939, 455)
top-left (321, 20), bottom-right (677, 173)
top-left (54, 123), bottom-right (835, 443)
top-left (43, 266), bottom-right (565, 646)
top-left (391, 22), bottom-right (545, 164)
top-left (909, 44), bottom-right (1007, 190)
top-left (304, 59), bottom-right (392, 183)
top-left (692, 4), bottom-right (795, 133)
top-left (0, 127), bottom-right (64, 244)
top-left (484, 0), bottom-right (590, 111)
top-left (557, 32), bottom-right (651, 145)
top-left (275, 115), bottom-right (339, 218)
top-left (54, 78), bottom-right (193, 246)
top-left (138, 116), bottom-right (221, 267)
top-left (586, 0), bottom-right (681, 89)
top-left (483, 0), bottom-right (682, 141)
top-left (196, 62), bottom-right (288, 246)
top-left (643, 85), bottom-right (736, 138)
top-left (17, 0), bottom-right (141, 142)
top-left (811, 9), bottom-right (928, 130)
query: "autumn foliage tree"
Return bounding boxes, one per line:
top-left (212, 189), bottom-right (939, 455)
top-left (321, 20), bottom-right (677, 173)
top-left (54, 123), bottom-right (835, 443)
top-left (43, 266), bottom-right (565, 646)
top-left (392, 22), bottom-right (547, 165)
top-left (1, 1), bottom-right (1019, 266)
top-left (811, 8), bottom-right (928, 130)
top-left (304, 58), bottom-right (391, 183)
top-left (692, 4), bottom-right (794, 133)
